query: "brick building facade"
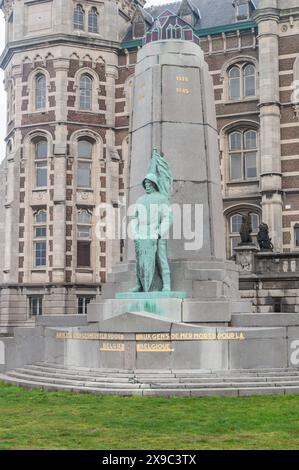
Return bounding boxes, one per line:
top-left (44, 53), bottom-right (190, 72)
top-left (1, 0), bottom-right (299, 330)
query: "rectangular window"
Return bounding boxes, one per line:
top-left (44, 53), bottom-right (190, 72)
top-left (77, 296), bottom-right (95, 314)
top-left (35, 227), bottom-right (46, 238)
top-left (36, 162), bottom-right (47, 187)
top-left (295, 227), bottom-right (299, 247)
top-left (35, 241), bottom-right (47, 267)
top-left (244, 75), bottom-right (255, 97)
top-left (237, 4), bottom-right (249, 20)
top-left (77, 225), bottom-right (91, 238)
top-left (77, 161), bottom-right (91, 188)
top-left (77, 241), bottom-right (91, 267)
top-left (29, 296), bottom-right (43, 316)
top-left (230, 154), bottom-right (242, 180)
top-left (245, 152), bottom-right (257, 178)
top-left (229, 77), bottom-right (241, 100)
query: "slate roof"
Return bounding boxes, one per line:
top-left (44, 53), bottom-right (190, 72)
top-left (146, 0), bottom-right (260, 30)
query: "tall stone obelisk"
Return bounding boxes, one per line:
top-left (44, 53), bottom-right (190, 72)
top-left (97, 38), bottom-right (251, 323)
top-left (128, 40), bottom-right (225, 262)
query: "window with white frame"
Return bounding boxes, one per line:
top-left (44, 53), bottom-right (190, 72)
top-left (33, 209), bottom-right (47, 267)
top-left (77, 209), bottom-right (92, 268)
top-left (77, 296), bottom-right (95, 314)
top-left (29, 296), bottom-right (43, 316)
top-left (228, 63), bottom-right (256, 100)
top-left (79, 74), bottom-right (92, 110)
top-left (77, 139), bottom-right (93, 188)
top-left (229, 129), bottom-right (258, 181)
top-left (229, 212), bottom-right (259, 256)
top-left (294, 225), bottom-right (299, 248)
top-left (74, 4), bottom-right (85, 30)
top-left (34, 138), bottom-right (48, 187)
top-left (35, 73), bottom-right (46, 111)
top-left (235, 2), bottom-right (250, 21)
top-left (88, 7), bottom-right (98, 33)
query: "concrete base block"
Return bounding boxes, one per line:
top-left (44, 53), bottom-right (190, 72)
top-left (182, 300), bottom-right (231, 323)
top-left (88, 298), bottom-right (184, 323)
top-left (232, 313), bottom-right (299, 327)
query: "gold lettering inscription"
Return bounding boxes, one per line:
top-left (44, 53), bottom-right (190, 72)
top-left (176, 87), bottom-right (190, 94)
top-left (55, 332), bottom-right (124, 341)
top-left (56, 331), bottom-right (246, 343)
top-left (217, 332), bottom-right (245, 341)
top-left (135, 332), bottom-right (245, 341)
top-left (176, 76), bottom-right (190, 82)
top-left (136, 333), bottom-right (171, 341)
top-left (100, 342), bottom-right (125, 352)
top-left (56, 332), bottom-right (73, 339)
top-left (137, 342), bottom-right (174, 352)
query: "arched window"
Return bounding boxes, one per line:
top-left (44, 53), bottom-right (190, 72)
top-left (35, 73), bottom-right (46, 110)
top-left (229, 212), bottom-right (260, 256)
top-left (175, 25), bottom-right (182, 39)
top-left (74, 4), bottom-right (85, 30)
top-left (166, 24), bottom-right (174, 39)
top-left (77, 138), bottom-right (93, 188)
top-left (33, 209), bottom-right (47, 267)
top-left (244, 64), bottom-right (256, 97)
top-left (229, 66), bottom-right (241, 100)
top-left (77, 209), bottom-right (92, 238)
top-left (77, 209), bottom-right (92, 267)
top-left (228, 63), bottom-right (256, 100)
top-left (88, 7), bottom-right (98, 33)
top-left (34, 138), bottom-right (48, 187)
top-left (79, 74), bottom-right (92, 110)
top-left (229, 129), bottom-right (258, 181)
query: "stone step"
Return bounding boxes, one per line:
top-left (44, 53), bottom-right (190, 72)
top-left (7, 369), bottom-right (299, 390)
top-left (34, 362), bottom-right (298, 375)
top-left (29, 364), bottom-right (137, 377)
top-left (14, 368), bottom-right (135, 383)
top-left (5, 371), bottom-right (143, 389)
top-left (2, 362), bottom-right (299, 397)
top-left (29, 363), bottom-right (299, 379)
top-left (2, 373), bottom-right (299, 397)
top-left (11, 366), bottom-right (299, 386)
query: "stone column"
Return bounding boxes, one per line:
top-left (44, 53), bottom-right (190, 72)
top-left (254, 1), bottom-right (283, 251)
top-left (105, 63), bottom-right (118, 128)
top-left (52, 128), bottom-right (67, 283)
top-left (105, 129), bottom-right (121, 272)
top-left (51, 59), bottom-right (69, 283)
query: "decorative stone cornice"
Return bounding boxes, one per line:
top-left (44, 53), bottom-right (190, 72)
top-left (253, 7), bottom-right (280, 24)
top-left (0, 34), bottom-right (121, 70)
top-left (0, 0), bottom-right (14, 18)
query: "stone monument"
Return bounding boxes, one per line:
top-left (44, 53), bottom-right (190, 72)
top-left (0, 34), bottom-right (295, 381)
top-left (90, 38), bottom-right (251, 325)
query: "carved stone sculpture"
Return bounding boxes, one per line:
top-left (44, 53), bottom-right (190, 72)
top-left (257, 223), bottom-right (274, 252)
top-left (239, 213), bottom-right (253, 244)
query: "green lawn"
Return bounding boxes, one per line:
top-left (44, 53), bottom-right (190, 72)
top-left (0, 381), bottom-right (299, 450)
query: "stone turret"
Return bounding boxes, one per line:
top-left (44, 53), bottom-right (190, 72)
top-left (253, 0), bottom-right (282, 251)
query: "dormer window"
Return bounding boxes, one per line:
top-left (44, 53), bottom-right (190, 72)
top-left (238, 4), bottom-right (249, 20)
top-left (233, 1), bottom-right (253, 22)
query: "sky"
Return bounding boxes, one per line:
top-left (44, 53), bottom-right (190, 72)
top-left (0, 0), bottom-right (169, 162)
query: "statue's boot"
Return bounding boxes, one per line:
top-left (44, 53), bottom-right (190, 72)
top-left (130, 279), bottom-right (143, 293)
